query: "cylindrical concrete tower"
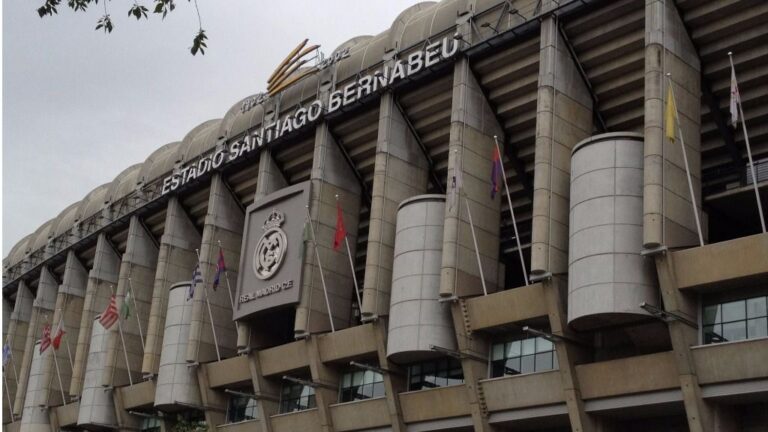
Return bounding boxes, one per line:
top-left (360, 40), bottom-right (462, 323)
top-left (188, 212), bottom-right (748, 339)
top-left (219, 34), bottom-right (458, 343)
top-left (154, 282), bottom-right (202, 411)
top-left (19, 341), bottom-right (51, 432)
top-left (387, 195), bottom-right (456, 363)
top-left (77, 316), bottom-right (118, 429)
top-left (568, 132), bottom-right (656, 330)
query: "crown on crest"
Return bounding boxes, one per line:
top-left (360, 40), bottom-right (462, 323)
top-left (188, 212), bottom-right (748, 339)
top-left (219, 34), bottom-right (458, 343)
top-left (263, 209), bottom-right (285, 230)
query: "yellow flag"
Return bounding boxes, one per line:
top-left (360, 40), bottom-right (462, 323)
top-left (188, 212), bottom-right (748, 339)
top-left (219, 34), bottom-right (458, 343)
top-left (665, 84), bottom-right (676, 142)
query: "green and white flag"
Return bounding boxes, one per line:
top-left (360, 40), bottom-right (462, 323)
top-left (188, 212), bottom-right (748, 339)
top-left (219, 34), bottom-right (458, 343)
top-left (121, 288), bottom-right (132, 320)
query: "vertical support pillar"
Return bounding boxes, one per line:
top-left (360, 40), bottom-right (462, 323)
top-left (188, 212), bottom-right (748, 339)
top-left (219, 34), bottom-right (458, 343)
top-left (440, 56), bottom-right (503, 298)
top-left (102, 216), bottom-right (158, 387)
top-left (306, 336), bottom-right (338, 432)
top-left (655, 253), bottom-right (713, 432)
top-left (530, 11), bottom-right (594, 277)
top-left (4, 281), bottom-right (33, 420)
top-left (294, 123), bottom-right (361, 336)
top-left (373, 320), bottom-right (406, 432)
top-left (13, 267), bottom-right (58, 416)
top-left (142, 197), bottom-right (201, 376)
top-left (643, 0), bottom-right (702, 249)
top-left (196, 363), bottom-right (227, 427)
top-left (70, 233), bottom-right (121, 396)
top-left (187, 174), bottom-right (242, 364)
top-left (238, 151), bottom-right (286, 350)
top-left (247, 350), bottom-right (280, 432)
top-left (361, 92), bottom-right (429, 320)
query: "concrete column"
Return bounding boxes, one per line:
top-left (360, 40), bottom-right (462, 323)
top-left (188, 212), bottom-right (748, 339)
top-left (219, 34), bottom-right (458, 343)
top-left (112, 385), bottom-right (140, 431)
top-left (187, 174), bottom-right (242, 364)
top-left (13, 267), bottom-right (58, 416)
top-left (530, 13), bottom-right (594, 276)
top-left (3, 281), bottom-right (33, 421)
top-left (102, 216), bottom-right (158, 387)
top-left (372, 320), bottom-right (406, 432)
top-left (247, 350), bottom-right (280, 432)
top-left (451, 301), bottom-right (493, 431)
top-left (142, 197), bottom-right (201, 376)
top-left (361, 92), bottom-right (428, 320)
top-left (654, 253), bottom-right (713, 432)
top-left (238, 150), bottom-right (285, 349)
top-left (306, 336), bottom-right (338, 432)
top-left (69, 233), bottom-right (121, 396)
top-left (543, 276), bottom-right (601, 432)
top-left (440, 56), bottom-right (503, 298)
top-left (294, 123), bottom-right (361, 336)
top-left (643, 0), bottom-right (702, 249)
top-left (196, 365), bottom-right (227, 428)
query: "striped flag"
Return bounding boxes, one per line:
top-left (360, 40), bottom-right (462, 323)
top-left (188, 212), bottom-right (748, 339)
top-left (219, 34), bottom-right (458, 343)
top-left (491, 146), bottom-right (501, 199)
top-left (212, 248), bottom-right (226, 291)
top-left (99, 295), bottom-right (119, 330)
top-left (40, 324), bottom-right (52, 353)
top-left (188, 265), bottom-right (203, 301)
top-left (52, 320), bottom-right (66, 350)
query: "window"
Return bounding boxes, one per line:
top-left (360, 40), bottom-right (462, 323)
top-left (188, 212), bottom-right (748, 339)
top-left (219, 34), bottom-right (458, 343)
top-left (704, 295), bottom-right (768, 343)
top-left (490, 336), bottom-right (558, 378)
top-left (140, 418), bottom-right (161, 432)
top-left (226, 394), bottom-right (258, 423)
top-left (407, 358), bottom-right (463, 391)
top-left (339, 370), bottom-right (385, 402)
top-left (279, 382), bottom-right (316, 413)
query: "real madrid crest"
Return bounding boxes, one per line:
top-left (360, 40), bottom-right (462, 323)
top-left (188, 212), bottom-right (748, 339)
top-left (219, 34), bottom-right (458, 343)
top-left (253, 209), bottom-right (288, 280)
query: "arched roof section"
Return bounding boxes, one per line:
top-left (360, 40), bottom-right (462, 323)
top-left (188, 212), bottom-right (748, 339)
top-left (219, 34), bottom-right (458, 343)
top-left (174, 119), bottom-right (222, 165)
top-left (74, 183), bottom-right (110, 224)
top-left (106, 164), bottom-right (142, 205)
top-left (51, 202), bottom-right (82, 240)
top-left (7, 234), bottom-right (34, 267)
top-left (388, 2), bottom-right (437, 51)
top-left (219, 96), bottom-right (265, 142)
top-left (278, 69), bottom-right (321, 112)
top-left (138, 141), bottom-right (182, 186)
top-left (335, 31), bottom-right (390, 83)
top-left (30, 219), bottom-right (56, 252)
top-left (333, 36), bottom-right (374, 56)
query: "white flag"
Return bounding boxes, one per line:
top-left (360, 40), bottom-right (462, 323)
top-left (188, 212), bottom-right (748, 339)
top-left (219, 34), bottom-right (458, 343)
top-left (730, 62), bottom-right (740, 128)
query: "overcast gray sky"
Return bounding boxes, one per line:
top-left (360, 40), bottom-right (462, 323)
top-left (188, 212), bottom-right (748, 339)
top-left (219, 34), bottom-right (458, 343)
top-left (3, 0), bottom-right (421, 255)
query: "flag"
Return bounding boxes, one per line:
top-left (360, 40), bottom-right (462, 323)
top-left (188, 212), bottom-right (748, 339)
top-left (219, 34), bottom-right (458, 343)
top-left (333, 202), bottom-right (346, 251)
top-left (3, 344), bottom-right (11, 366)
top-left (665, 83), bottom-right (677, 143)
top-left (188, 265), bottom-right (203, 301)
top-left (212, 248), bottom-right (226, 291)
top-left (52, 320), bottom-right (66, 350)
top-left (121, 288), bottom-right (132, 320)
top-left (491, 146), bottom-right (501, 199)
top-left (730, 62), bottom-right (740, 128)
top-left (40, 324), bottom-right (52, 353)
top-left (99, 295), bottom-right (119, 330)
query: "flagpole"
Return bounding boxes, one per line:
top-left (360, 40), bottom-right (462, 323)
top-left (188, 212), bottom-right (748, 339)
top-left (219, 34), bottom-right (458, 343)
top-left (126, 278), bottom-right (146, 350)
top-left (729, 52), bottom-right (766, 233)
top-left (216, 240), bottom-right (236, 310)
top-left (493, 135), bottom-right (529, 286)
top-left (194, 249), bottom-right (221, 362)
top-left (51, 341), bottom-right (67, 405)
top-left (8, 343), bottom-right (20, 387)
top-left (3, 371), bottom-right (14, 421)
top-left (667, 74), bottom-right (704, 247)
top-left (335, 195), bottom-right (363, 315)
top-left (111, 285), bottom-right (133, 386)
top-left (305, 205), bottom-right (335, 332)
top-left (464, 199), bottom-right (489, 296)
top-left (61, 293), bottom-right (75, 372)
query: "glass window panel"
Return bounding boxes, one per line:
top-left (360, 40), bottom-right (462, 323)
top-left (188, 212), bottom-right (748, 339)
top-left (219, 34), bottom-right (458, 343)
top-left (520, 355), bottom-right (535, 374)
top-left (342, 373), bottom-right (351, 388)
top-left (503, 357), bottom-right (520, 375)
top-left (491, 343), bottom-right (505, 361)
top-left (722, 300), bottom-right (746, 322)
top-left (507, 340), bottom-right (521, 357)
top-left (372, 381), bottom-right (385, 398)
top-left (722, 321), bottom-right (747, 341)
top-left (535, 352), bottom-right (553, 371)
top-left (522, 338), bottom-right (536, 355)
top-left (536, 337), bottom-right (554, 353)
top-left (747, 318), bottom-right (768, 339)
top-left (352, 371), bottom-right (363, 386)
top-left (422, 361), bottom-right (435, 374)
top-left (747, 297), bottom-right (767, 319)
top-left (552, 352), bottom-right (559, 370)
top-left (703, 304), bottom-right (720, 325)
top-left (704, 324), bottom-right (725, 344)
top-left (491, 360), bottom-right (505, 378)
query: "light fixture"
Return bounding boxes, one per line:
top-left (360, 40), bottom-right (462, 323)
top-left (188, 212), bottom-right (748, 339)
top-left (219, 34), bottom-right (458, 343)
top-left (430, 345), bottom-right (487, 363)
top-left (522, 326), bottom-right (590, 347)
top-left (639, 302), bottom-right (698, 329)
top-left (282, 375), bottom-right (336, 390)
top-left (349, 361), bottom-right (395, 376)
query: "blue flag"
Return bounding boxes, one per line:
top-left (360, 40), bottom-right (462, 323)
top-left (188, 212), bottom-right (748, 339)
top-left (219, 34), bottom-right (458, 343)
top-left (2, 344), bottom-right (11, 366)
top-left (188, 264), bottom-right (203, 301)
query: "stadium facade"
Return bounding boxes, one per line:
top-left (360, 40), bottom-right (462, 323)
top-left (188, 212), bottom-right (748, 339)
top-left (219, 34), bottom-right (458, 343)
top-left (3, 0), bottom-right (768, 431)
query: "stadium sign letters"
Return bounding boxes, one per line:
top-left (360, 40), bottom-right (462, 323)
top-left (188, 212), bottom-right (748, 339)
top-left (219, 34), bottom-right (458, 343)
top-left (161, 36), bottom-right (458, 195)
